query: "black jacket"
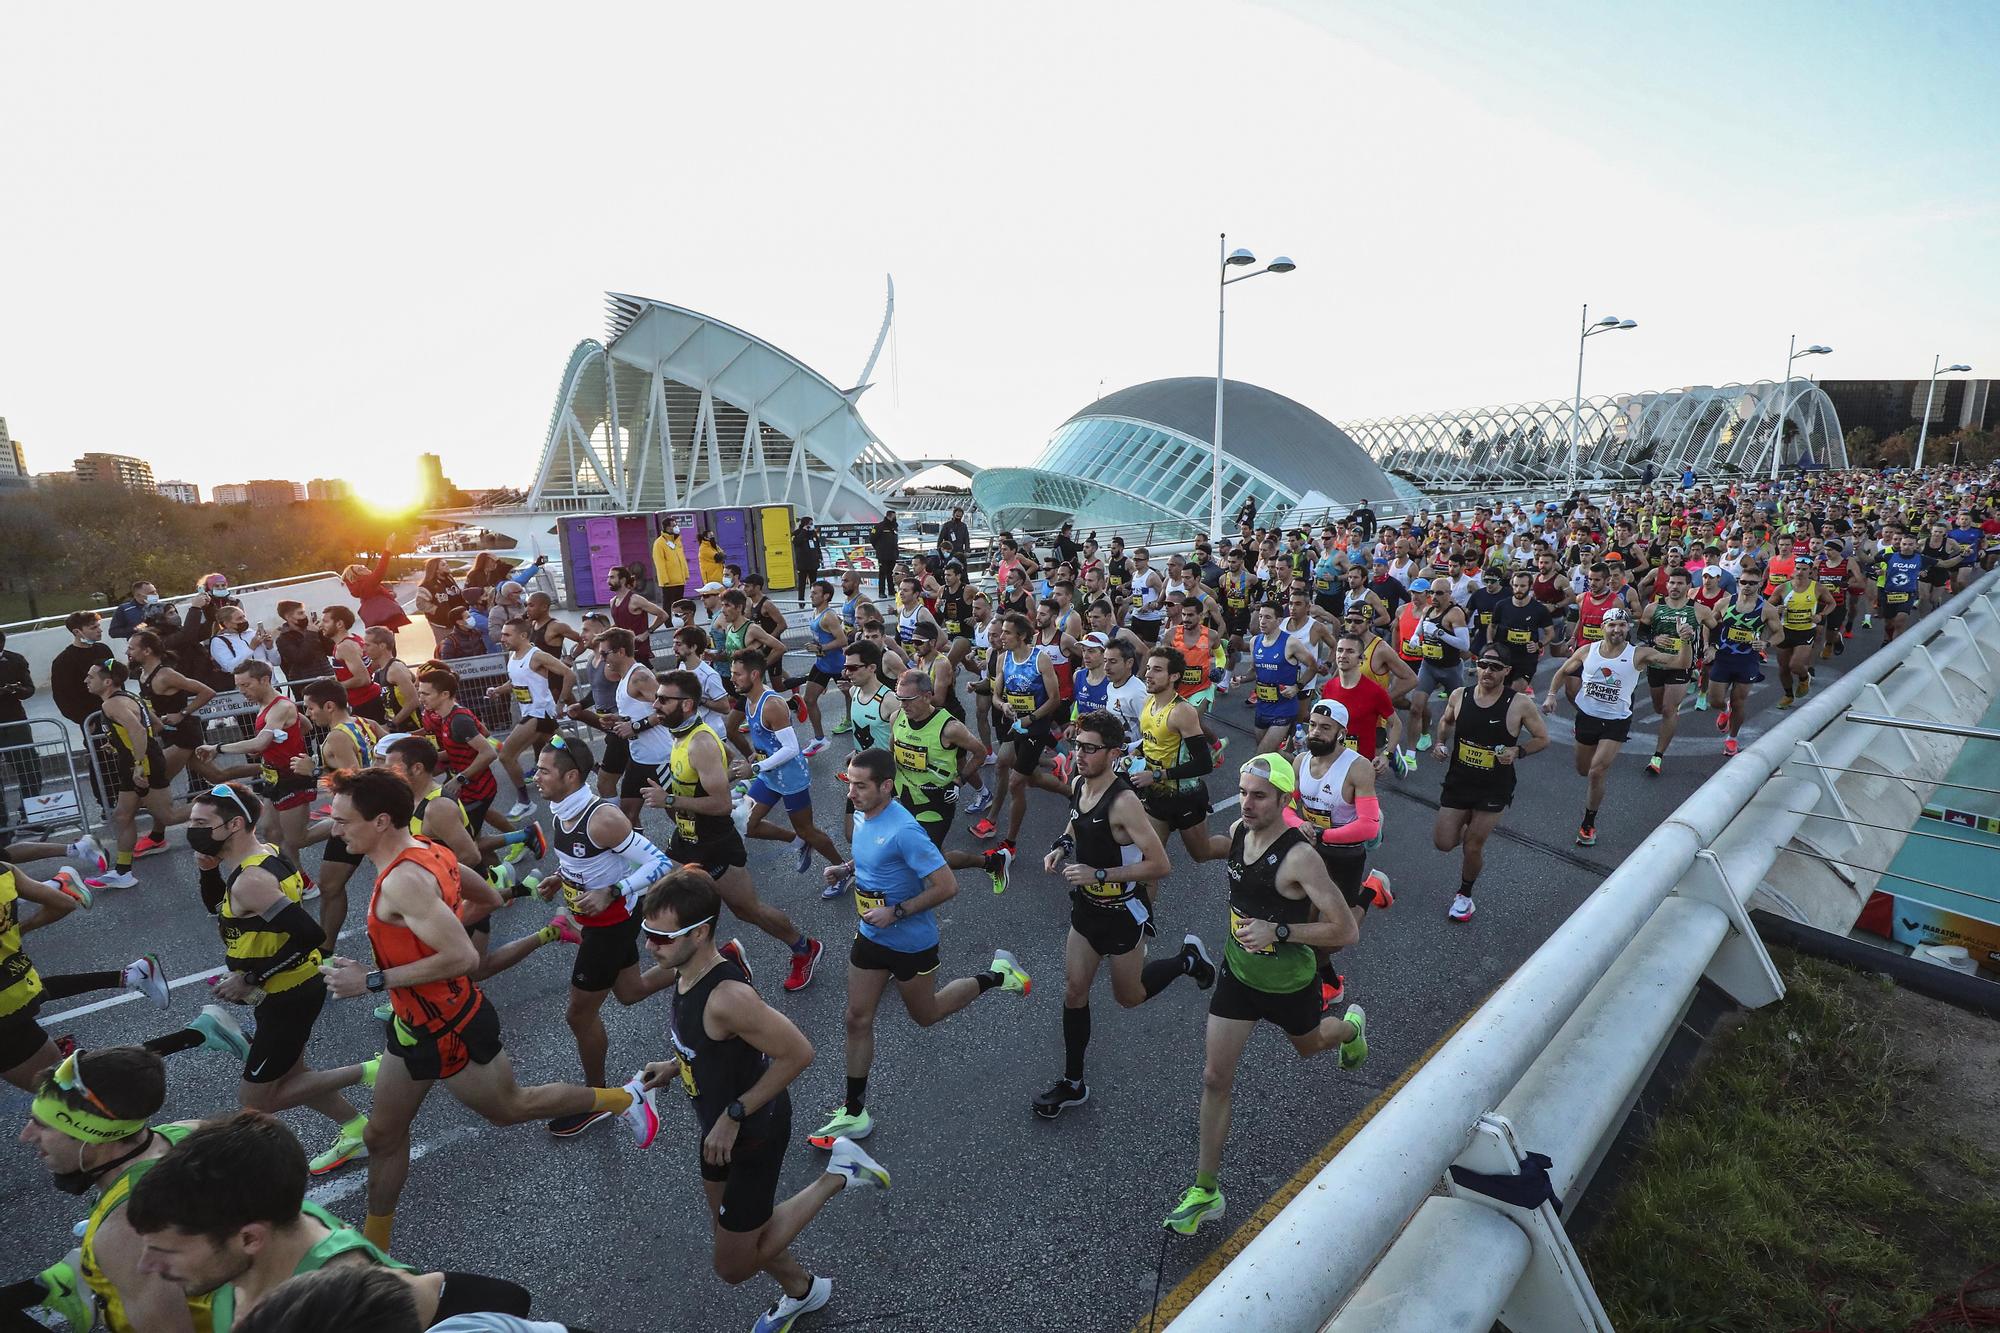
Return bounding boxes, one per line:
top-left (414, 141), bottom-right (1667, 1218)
top-left (51, 642), bottom-right (112, 727)
top-left (0, 649), bottom-right (33, 724)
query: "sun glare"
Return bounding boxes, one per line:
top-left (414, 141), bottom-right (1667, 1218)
top-left (352, 467), bottom-right (426, 515)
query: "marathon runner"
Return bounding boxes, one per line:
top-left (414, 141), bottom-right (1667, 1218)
top-left (291, 679), bottom-right (382, 935)
top-left (798, 580), bottom-right (849, 756)
top-left (1635, 566), bottom-right (1715, 775)
top-left (1706, 564), bottom-right (1784, 758)
top-left (85, 661), bottom-right (186, 890)
top-left (1434, 646), bottom-right (1550, 920)
top-left (1543, 606), bottom-right (1686, 846)
top-left (1291, 699), bottom-right (1394, 1005)
top-left (1133, 646), bottom-right (1221, 864)
top-left (198, 660), bottom-right (312, 881)
top-left (321, 606), bottom-right (390, 726)
top-left (731, 649), bottom-right (842, 878)
top-left (125, 630), bottom-right (218, 853)
top-left (488, 618), bottom-right (577, 820)
top-left (1772, 555), bottom-right (1833, 710)
top-left (1404, 578), bottom-right (1470, 752)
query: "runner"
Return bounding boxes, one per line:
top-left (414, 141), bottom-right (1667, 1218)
top-left (1488, 568), bottom-right (1556, 697)
top-left (971, 613), bottom-right (1063, 854)
top-left (1689, 564), bottom-right (1732, 711)
top-left (606, 561), bottom-right (669, 665)
top-left (318, 767), bottom-right (661, 1251)
top-left (1405, 578), bottom-right (1471, 752)
top-left (1542, 607), bottom-right (1686, 846)
top-left (198, 660), bottom-right (310, 881)
top-left (1133, 645), bottom-right (1221, 863)
top-left (1033, 709), bottom-right (1214, 1118)
top-left (1705, 566), bottom-right (1784, 757)
top-left (637, 868), bottom-right (890, 1332)
top-left (798, 580), bottom-right (849, 755)
top-left (413, 665), bottom-right (507, 842)
top-left (730, 649), bottom-right (843, 877)
top-left (1237, 604), bottom-right (1317, 755)
top-left (1161, 754), bottom-right (1367, 1236)
top-left (85, 661), bottom-right (186, 890)
top-left (291, 679), bottom-right (382, 936)
top-left (1635, 566), bottom-right (1715, 775)
top-left (1291, 698), bottom-right (1396, 1004)
top-left (1869, 530), bottom-right (1929, 643)
top-left (805, 748), bottom-right (1029, 1149)
top-left (189, 782), bottom-right (377, 1175)
top-left (363, 627), bottom-right (421, 732)
top-left (1317, 630), bottom-right (1404, 775)
top-left (887, 669), bottom-right (1008, 890)
top-left (322, 606), bottom-right (389, 726)
top-left (486, 618), bottom-right (577, 820)
top-left (126, 629), bottom-right (218, 854)
top-left (642, 669), bottom-right (825, 992)
top-left (593, 628), bottom-right (673, 824)
top-left (1433, 646), bottom-right (1550, 920)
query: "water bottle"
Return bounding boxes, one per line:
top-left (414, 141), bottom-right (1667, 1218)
top-left (731, 795), bottom-right (752, 836)
top-left (1291, 724), bottom-right (1307, 754)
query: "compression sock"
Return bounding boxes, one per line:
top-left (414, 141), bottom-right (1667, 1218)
top-left (37, 970), bottom-right (124, 1001)
top-left (1461, 877), bottom-right (1477, 898)
top-left (1138, 956), bottom-right (1188, 998)
top-left (1196, 1170), bottom-right (1219, 1191)
top-left (1062, 1004), bottom-right (1090, 1082)
top-left (591, 1087), bottom-right (634, 1115)
top-left (142, 1027), bottom-right (205, 1056)
top-left (1316, 957), bottom-right (1340, 986)
top-left (363, 1212), bottom-right (395, 1250)
top-left (845, 1076), bottom-right (867, 1116)
top-left (1582, 808), bottom-right (1598, 830)
top-left (975, 969), bottom-right (1005, 993)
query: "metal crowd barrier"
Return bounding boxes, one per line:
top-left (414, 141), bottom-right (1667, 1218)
top-left (0, 719), bottom-right (96, 841)
top-left (1169, 562), bottom-right (2000, 1333)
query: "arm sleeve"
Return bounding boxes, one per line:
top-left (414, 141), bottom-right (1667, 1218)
top-left (450, 714), bottom-right (483, 744)
top-left (1320, 795), bottom-right (1382, 845)
top-left (1161, 734), bottom-right (1216, 782)
top-left (245, 898), bottom-right (328, 983)
top-left (610, 830), bottom-right (674, 912)
top-left (754, 724), bottom-right (801, 773)
top-left (1442, 624), bottom-right (1472, 650)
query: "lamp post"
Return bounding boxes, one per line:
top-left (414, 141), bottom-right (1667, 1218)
top-left (1212, 233), bottom-right (1296, 544)
top-left (1914, 355), bottom-right (1973, 472)
top-left (1769, 335), bottom-right (1832, 481)
top-left (1568, 305), bottom-right (1637, 486)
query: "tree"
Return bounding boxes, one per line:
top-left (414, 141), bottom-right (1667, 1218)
top-left (1877, 427), bottom-right (1919, 468)
top-left (1844, 426), bottom-right (1879, 467)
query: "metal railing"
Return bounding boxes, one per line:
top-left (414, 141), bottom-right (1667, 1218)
top-left (0, 570), bottom-right (345, 637)
top-left (0, 719), bottom-right (96, 840)
top-left (1169, 562), bottom-right (2000, 1333)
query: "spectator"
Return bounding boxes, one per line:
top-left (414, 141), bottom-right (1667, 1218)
top-left (0, 627), bottom-right (39, 829)
top-left (869, 516), bottom-right (900, 597)
top-left (937, 505), bottom-right (970, 559)
top-left (413, 558), bottom-right (470, 647)
top-left (208, 603), bottom-right (279, 681)
top-left (463, 551), bottom-right (507, 593)
top-left (341, 532), bottom-right (410, 631)
top-left (435, 607), bottom-right (493, 660)
top-left (1236, 495), bottom-right (1258, 530)
top-left (52, 610), bottom-right (114, 732)
top-left (696, 528), bottom-right (727, 587)
top-left (793, 516), bottom-right (823, 593)
top-left (107, 580), bottom-right (163, 639)
top-left (1053, 521), bottom-right (1081, 566)
top-left (1352, 499), bottom-right (1378, 539)
top-left (653, 521), bottom-right (690, 600)
top-left (273, 600), bottom-right (336, 682)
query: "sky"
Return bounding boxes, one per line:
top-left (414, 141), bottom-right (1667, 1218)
top-left (3, 0), bottom-right (1996, 499)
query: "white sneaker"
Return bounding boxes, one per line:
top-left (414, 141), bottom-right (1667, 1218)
top-left (618, 1075), bottom-right (660, 1148)
top-left (122, 954), bottom-right (170, 1009)
top-left (506, 801), bottom-right (535, 822)
top-left (802, 737), bottom-right (829, 759)
top-left (67, 835), bottom-right (108, 875)
top-left (86, 871), bottom-right (138, 891)
top-left (1448, 893), bottom-right (1476, 923)
top-left (825, 1136), bottom-right (890, 1191)
top-left (751, 1275), bottom-right (832, 1333)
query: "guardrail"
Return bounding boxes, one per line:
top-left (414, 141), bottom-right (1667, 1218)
top-left (0, 570), bottom-right (346, 637)
top-left (1168, 562), bottom-right (2000, 1333)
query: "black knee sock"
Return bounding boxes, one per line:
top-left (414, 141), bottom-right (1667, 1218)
top-left (1140, 956), bottom-right (1186, 998)
top-left (1062, 1004), bottom-right (1090, 1083)
top-left (1583, 807), bottom-right (1598, 829)
top-left (143, 1027), bottom-right (204, 1057)
top-left (844, 1076), bottom-right (866, 1116)
top-left (1316, 956), bottom-right (1341, 986)
top-left (974, 969), bottom-right (1004, 993)
top-left (434, 1273), bottom-right (532, 1319)
top-left (38, 970), bottom-right (124, 1001)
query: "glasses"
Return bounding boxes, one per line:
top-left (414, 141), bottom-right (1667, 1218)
top-left (656, 695), bottom-right (691, 705)
top-left (1071, 740), bottom-right (1111, 755)
top-left (1475, 660), bottom-right (1507, 671)
top-left (548, 734), bottom-right (570, 750)
top-left (52, 1050), bottom-right (119, 1120)
top-left (209, 783), bottom-right (253, 824)
top-left (640, 915), bottom-right (717, 943)
top-left (841, 661), bottom-right (861, 672)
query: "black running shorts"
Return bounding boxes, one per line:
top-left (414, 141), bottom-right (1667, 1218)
top-left (1068, 892), bottom-right (1152, 957)
top-left (245, 976), bottom-right (328, 1084)
top-left (571, 914), bottom-right (642, 993)
top-left (1207, 962), bottom-right (1319, 1037)
top-left (849, 932), bottom-right (939, 982)
top-left (704, 1098), bottom-right (793, 1234)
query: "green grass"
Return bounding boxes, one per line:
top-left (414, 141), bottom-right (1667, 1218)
top-left (1582, 951), bottom-right (2000, 1331)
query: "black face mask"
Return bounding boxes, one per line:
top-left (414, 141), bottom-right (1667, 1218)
top-left (50, 1132), bottom-right (151, 1195)
top-left (184, 824), bottom-right (227, 857)
top-left (1305, 737), bottom-right (1339, 757)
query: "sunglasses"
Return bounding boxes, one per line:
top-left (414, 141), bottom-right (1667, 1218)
top-left (1475, 660), bottom-right (1508, 671)
top-left (209, 783), bottom-right (254, 824)
top-left (52, 1050), bottom-right (119, 1120)
top-left (640, 915), bottom-right (716, 943)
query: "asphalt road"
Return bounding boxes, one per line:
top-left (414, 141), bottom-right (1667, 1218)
top-left (0, 633), bottom-right (1874, 1333)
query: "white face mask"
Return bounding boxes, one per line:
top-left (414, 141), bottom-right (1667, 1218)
top-left (143, 593), bottom-right (161, 605)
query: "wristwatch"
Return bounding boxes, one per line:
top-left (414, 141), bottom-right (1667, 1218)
top-left (892, 903), bottom-right (908, 921)
top-left (1094, 868), bottom-right (1108, 884)
top-left (364, 970), bottom-right (387, 993)
top-left (1274, 923), bottom-right (1291, 942)
top-left (725, 1100), bottom-right (747, 1123)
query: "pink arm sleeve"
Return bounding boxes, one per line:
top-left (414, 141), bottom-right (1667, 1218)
top-left (1320, 795), bottom-right (1382, 845)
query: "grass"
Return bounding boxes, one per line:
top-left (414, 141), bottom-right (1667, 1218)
top-left (1582, 951), bottom-right (2000, 1332)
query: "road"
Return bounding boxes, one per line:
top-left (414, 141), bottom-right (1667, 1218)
top-left (0, 636), bottom-right (1870, 1333)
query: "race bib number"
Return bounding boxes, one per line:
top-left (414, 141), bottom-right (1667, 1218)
top-left (1226, 596), bottom-right (1247, 611)
top-left (1421, 642), bottom-right (1444, 660)
top-left (1343, 734), bottom-right (1360, 752)
top-left (1228, 906), bottom-right (1276, 955)
top-left (1081, 875), bottom-right (1125, 901)
top-left (1005, 692), bottom-right (1035, 712)
top-left (1726, 627), bottom-right (1756, 643)
top-left (854, 886), bottom-right (886, 918)
top-left (513, 686), bottom-right (533, 704)
top-left (674, 810), bottom-right (697, 839)
top-left (1506, 628), bottom-right (1530, 644)
top-left (893, 741), bottom-right (928, 772)
top-left (677, 1059), bottom-right (698, 1098)
top-left (1657, 635), bottom-right (1683, 653)
top-left (944, 620), bottom-right (963, 637)
top-left (1255, 683), bottom-right (1279, 702)
top-left (1181, 666), bottom-right (1204, 687)
top-left (1297, 804), bottom-right (1332, 829)
top-left (1580, 625), bottom-right (1604, 642)
top-left (1455, 741), bottom-right (1497, 770)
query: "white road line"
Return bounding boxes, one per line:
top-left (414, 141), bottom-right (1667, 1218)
top-left (39, 925), bottom-right (365, 1024)
top-left (1214, 795), bottom-right (1240, 811)
top-left (308, 1124), bottom-right (483, 1206)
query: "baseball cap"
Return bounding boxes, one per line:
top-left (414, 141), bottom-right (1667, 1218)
top-left (698, 581), bottom-right (725, 594)
top-left (373, 732), bottom-right (414, 759)
top-left (1373, 556), bottom-right (1389, 565)
top-left (1239, 752), bottom-right (1297, 794)
top-left (1310, 698), bottom-right (1350, 728)
top-left (1702, 564), bottom-right (1723, 578)
top-left (1079, 631), bottom-right (1110, 650)
top-left (1409, 577), bottom-right (1433, 592)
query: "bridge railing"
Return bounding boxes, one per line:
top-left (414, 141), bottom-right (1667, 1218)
top-left (1168, 562), bottom-right (2000, 1333)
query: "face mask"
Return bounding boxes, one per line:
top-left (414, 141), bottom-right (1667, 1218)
top-left (143, 594), bottom-right (161, 605)
top-left (50, 1133), bottom-right (149, 1196)
top-left (185, 824), bottom-right (226, 857)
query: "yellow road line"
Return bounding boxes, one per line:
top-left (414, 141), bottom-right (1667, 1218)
top-left (1134, 1009), bottom-right (1476, 1331)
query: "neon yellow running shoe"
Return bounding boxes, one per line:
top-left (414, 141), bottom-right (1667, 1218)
top-left (1339, 1003), bottom-right (1368, 1070)
top-left (1163, 1184), bottom-right (1225, 1235)
top-left (989, 949), bottom-right (1031, 994)
top-left (36, 1251), bottom-right (91, 1330)
top-left (360, 1054), bottom-right (381, 1088)
top-left (309, 1117), bottom-right (368, 1175)
top-left (807, 1106), bottom-right (872, 1150)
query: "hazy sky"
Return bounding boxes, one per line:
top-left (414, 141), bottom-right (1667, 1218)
top-left (5, 1), bottom-right (1995, 495)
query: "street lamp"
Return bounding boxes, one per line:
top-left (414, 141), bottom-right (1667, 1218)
top-left (1568, 306), bottom-right (1637, 486)
top-left (1769, 336), bottom-right (1833, 480)
top-left (1914, 355), bottom-right (1973, 471)
top-left (1212, 233), bottom-right (1297, 543)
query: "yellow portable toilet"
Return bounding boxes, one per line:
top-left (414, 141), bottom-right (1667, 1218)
top-left (757, 504), bottom-right (798, 591)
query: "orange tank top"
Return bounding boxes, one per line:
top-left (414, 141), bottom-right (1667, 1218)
top-left (1395, 604), bottom-right (1423, 662)
top-left (367, 837), bottom-right (482, 1031)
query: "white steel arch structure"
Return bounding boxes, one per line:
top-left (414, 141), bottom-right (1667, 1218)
top-left (526, 293), bottom-right (913, 520)
top-left (1338, 379), bottom-right (1846, 488)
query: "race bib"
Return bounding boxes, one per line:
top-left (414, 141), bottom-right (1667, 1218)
top-left (1255, 683), bottom-right (1279, 702)
top-left (944, 620), bottom-right (963, 637)
top-left (893, 741), bottom-right (928, 772)
top-left (674, 810), bottom-right (697, 839)
top-left (677, 1059), bottom-right (698, 1099)
top-left (1005, 691), bottom-right (1035, 712)
top-left (1297, 804), bottom-right (1332, 829)
top-left (1580, 625), bottom-right (1605, 642)
top-left (1228, 906), bottom-right (1277, 955)
top-left (1506, 628), bottom-right (1530, 644)
top-left (854, 886), bottom-right (886, 918)
top-left (1657, 635), bottom-right (1683, 653)
top-left (1456, 741), bottom-right (1497, 770)
top-left (1727, 627), bottom-right (1756, 643)
top-left (513, 685), bottom-right (532, 704)
top-left (1227, 596), bottom-right (1247, 610)
top-left (1421, 642), bottom-right (1444, 660)
top-left (1181, 666), bottom-right (1204, 687)
top-left (1081, 875), bottom-right (1125, 901)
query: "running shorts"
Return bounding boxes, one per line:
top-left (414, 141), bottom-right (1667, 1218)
top-left (253, 773), bottom-right (316, 813)
top-left (1415, 662), bottom-right (1463, 696)
top-left (703, 1097), bottom-right (793, 1234)
top-left (322, 833), bottom-right (364, 867)
top-left (617, 762), bottom-right (663, 801)
top-left (807, 664), bottom-right (838, 689)
top-left (849, 932), bottom-right (939, 982)
top-left (1708, 653), bottom-right (1764, 686)
top-left (1208, 962), bottom-right (1319, 1037)
top-left (1008, 722), bottom-right (1056, 776)
top-left (105, 739), bottom-right (171, 795)
top-left (1780, 629), bottom-right (1816, 650)
top-left (896, 790), bottom-right (955, 847)
top-left (245, 975), bottom-right (328, 1084)
top-left (1128, 618), bottom-right (1162, 645)
top-left (746, 776), bottom-right (811, 813)
top-left (1141, 783), bottom-right (1211, 832)
top-left (1646, 666), bottom-right (1691, 688)
top-left (1504, 651), bottom-right (1540, 689)
top-left (1316, 841), bottom-right (1373, 913)
top-left (385, 992), bottom-right (502, 1082)
top-left (1573, 712), bottom-right (1633, 747)
top-left (669, 831), bottom-right (749, 872)
top-left (1439, 775), bottom-right (1514, 814)
top-left (1068, 891), bottom-right (1153, 957)
top-left (571, 914), bottom-right (642, 993)
top-left (0, 1003), bottom-right (48, 1071)
top-left (600, 732), bottom-right (630, 775)
top-left (522, 716), bottom-right (558, 738)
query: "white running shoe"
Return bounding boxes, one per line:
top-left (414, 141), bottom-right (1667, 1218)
top-left (85, 871), bottom-right (138, 891)
top-left (802, 737), bottom-right (829, 759)
top-left (825, 1136), bottom-right (890, 1191)
top-left (618, 1074), bottom-right (661, 1148)
top-left (506, 800), bottom-right (535, 822)
top-left (751, 1275), bottom-right (832, 1333)
top-left (1448, 893), bottom-right (1476, 923)
top-left (122, 955), bottom-right (170, 1009)
top-left (67, 836), bottom-right (107, 875)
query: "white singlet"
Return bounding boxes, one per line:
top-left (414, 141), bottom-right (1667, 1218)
top-left (1296, 746), bottom-right (1361, 830)
top-left (1574, 642), bottom-right (1641, 721)
top-left (507, 645), bottom-right (557, 720)
top-left (1105, 675), bottom-right (1149, 750)
top-left (617, 669), bottom-right (672, 767)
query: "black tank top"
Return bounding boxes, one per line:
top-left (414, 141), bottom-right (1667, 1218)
top-left (1422, 605), bottom-right (1461, 668)
top-left (139, 663), bottom-right (191, 721)
top-left (669, 954), bottom-right (785, 1135)
top-left (1446, 685), bottom-right (1518, 789)
top-left (1225, 824), bottom-right (1312, 929)
top-left (1067, 774), bottom-right (1147, 912)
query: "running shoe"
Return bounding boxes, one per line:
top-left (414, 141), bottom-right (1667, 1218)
top-left (506, 800), bottom-right (535, 822)
top-left (499, 841), bottom-right (529, 866)
top-left (122, 955), bottom-right (170, 1009)
top-left (1693, 693), bottom-right (1708, 712)
top-left (1575, 825), bottom-right (1598, 847)
top-left (963, 785), bottom-right (992, 816)
top-left (133, 832), bottom-right (168, 858)
top-left (309, 1117), bottom-right (369, 1174)
top-left (298, 872), bottom-right (319, 903)
top-left (1162, 1184), bottom-right (1225, 1235)
top-left (821, 869), bottom-right (852, 901)
top-left (1777, 694), bottom-right (1794, 711)
top-left (1448, 892), bottom-right (1476, 922)
top-left (1796, 676), bottom-right (1811, 698)
top-left (1032, 1079), bottom-right (1090, 1120)
top-left (548, 913), bottom-right (582, 946)
top-left (982, 751), bottom-right (998, 766)
top-left (51, 869), bottom-right (92, 910)
top-left (830, 719), bottom-right (853, 735)
top-left (1646, 754), bottom-right (1663, 776)
top-left (524, 820), bottom-right (549, 860)
top-left (719, 937), bottom-right (752, 984)
top-left (752, 1275), bottom-right (833, 1333)
top-left (1363, 870), bottom-right (1394, 910)
top-left (783, 938), bottom-right (824, 993)
top-left (1320, 976), bottom-right (1344, 1010)
top-left (1182, 934), bottom-right (1216, 990)
top-left (1049, 751), bottom-right (1073, 786)
top-left (618, 1074), bottom-right (661, 1148)
top-left (971, 817), bottom-right (998, 840)
top-left (190, 1005), bottom-right (251, 1062)
top-left (825, 1137), bottom-right (890, 1191)
top-left (67, 835), bottom-right (108, 874)
top-left (546, 1109), bottom-right (613, 1138)
top-left (1833, 636), bottom-right (1845, 657)
top-left (985, 845), bottom-right (1013, 894)
top-left (1724, 737), bottom-right (1740, 757)
top-left (34, 1251), bottom-right (90, 1332)
top-left (1860, 614), bottom-right (1872, 629)
top-left (360, 1055), bottom-right (380, 1088)
top-left (85, 871), bottom-right (138, 891)
top-left (730, 780), bottom-right (752, 801)
top-left (1393, 749), bottom-right (1418, 777)
top-left (1415, 734), bottom-right (1432, 752)
top-left (1339, 1003), bottom-right (1369, 1070)
top-left (807, 1106), bottom-right (872, 1149)
top-left (802, 737), bottom-right (830, 759)
top-left (1716, 708), bottom-right (1730, 731)
top-left (794, 839), bottom-right (814, 875)
top-left (488, 861), bottom-right (519, 894)
top-left (989, 949), bottom-right (1031, 994)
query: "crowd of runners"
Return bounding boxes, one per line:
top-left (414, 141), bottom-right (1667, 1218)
top-left (4, 465), bottom-right (1997, 1331)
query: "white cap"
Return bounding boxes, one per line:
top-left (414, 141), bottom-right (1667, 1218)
top-left (698, 581), bottom-right (725, 594)
top-left (1079, 631), bottom-right (1110, 650)
top-left (373, 731), bottom-right (414, 758)
top-left (1601, 607), bottom-right (1629, 624)
top-left (1310, 697), bottom-right (1350, 727)
top-left (1702, 564), bottom-right (1724, 578)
